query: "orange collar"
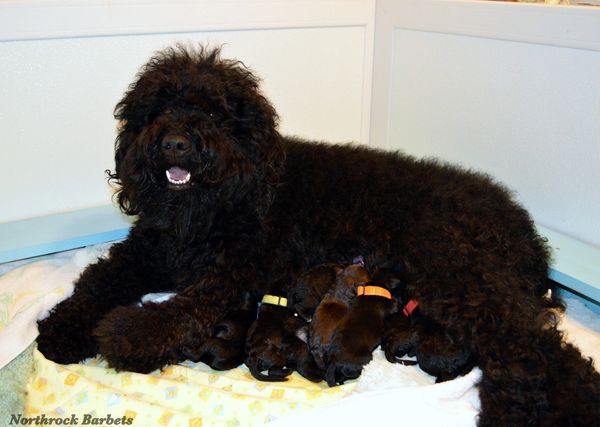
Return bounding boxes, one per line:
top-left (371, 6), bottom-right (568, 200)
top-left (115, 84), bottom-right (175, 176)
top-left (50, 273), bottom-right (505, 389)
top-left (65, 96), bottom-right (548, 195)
top-left (356, 285), bottom-right (392, 300)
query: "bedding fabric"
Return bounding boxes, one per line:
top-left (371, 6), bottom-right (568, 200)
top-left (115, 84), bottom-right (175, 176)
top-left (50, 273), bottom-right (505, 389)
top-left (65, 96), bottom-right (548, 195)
top-left (1, 244), bottom-right (599, 426)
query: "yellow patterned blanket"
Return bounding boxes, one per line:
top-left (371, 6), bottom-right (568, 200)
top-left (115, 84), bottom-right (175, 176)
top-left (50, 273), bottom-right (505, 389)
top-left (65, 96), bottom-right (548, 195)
top-left (25, 348), bottom-right (354, 426)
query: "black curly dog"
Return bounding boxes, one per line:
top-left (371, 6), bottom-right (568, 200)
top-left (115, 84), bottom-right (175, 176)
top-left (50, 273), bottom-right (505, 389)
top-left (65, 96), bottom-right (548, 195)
top-left (37, 45), bottom-right (599, 426)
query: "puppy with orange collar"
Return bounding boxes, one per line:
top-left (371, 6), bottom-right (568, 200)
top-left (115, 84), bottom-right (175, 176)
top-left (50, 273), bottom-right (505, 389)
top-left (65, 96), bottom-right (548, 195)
top-left (325, 268), bottom-right (400, 386)
top-left (308, 263), bottom-right (371, 371)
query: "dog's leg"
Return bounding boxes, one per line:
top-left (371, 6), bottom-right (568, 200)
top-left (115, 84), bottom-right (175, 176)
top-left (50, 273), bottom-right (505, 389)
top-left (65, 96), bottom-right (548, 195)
top-left (411, 261), bottom-right (598, 425)
top-left (37, 239), bottom-right (163, 364)
top-left (475, 323), bottom-right (600, 427)
top-left (93, 278), bottom-right (238, 373)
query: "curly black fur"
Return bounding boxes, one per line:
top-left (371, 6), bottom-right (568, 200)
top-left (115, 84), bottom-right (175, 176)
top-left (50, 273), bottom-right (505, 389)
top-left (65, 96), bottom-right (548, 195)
top-left (37, 45), bottom-right (599, 425)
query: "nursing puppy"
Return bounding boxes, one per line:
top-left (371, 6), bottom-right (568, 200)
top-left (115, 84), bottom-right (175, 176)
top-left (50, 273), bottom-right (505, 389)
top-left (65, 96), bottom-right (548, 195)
top-left (325, 269), bottom-right (399, 386)
top-left (245, 293), bottom-right (322, 382)
top-left (309, 264), bottom-right (370, 370)
top-left (289, 263), bottom-right (344, 322)
top-left (180, 292), bottom-right (256, 370)
top-left (384, 309), bottom-right (475, 383)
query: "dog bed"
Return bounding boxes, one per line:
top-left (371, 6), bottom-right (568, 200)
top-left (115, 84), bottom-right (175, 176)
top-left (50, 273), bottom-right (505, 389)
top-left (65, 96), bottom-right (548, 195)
top-left (1, 244), bottom-right (599, 426)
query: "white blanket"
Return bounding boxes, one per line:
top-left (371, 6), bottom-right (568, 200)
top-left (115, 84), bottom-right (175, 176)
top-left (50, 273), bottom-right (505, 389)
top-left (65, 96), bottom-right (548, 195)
top-left (1, 244), bottom-right (598, 426)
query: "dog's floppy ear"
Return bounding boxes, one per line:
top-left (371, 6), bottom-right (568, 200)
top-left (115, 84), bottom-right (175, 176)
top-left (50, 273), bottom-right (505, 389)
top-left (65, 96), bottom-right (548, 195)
top-left (108, 124), bottom-right (160, 216)
top-left (215, 55), bottom-right (285, 218)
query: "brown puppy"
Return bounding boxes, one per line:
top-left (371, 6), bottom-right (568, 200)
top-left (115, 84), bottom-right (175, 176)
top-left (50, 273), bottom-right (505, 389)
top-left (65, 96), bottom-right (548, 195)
top-left (309, 264), bottom-right (370, 370)
top-left (325, 269), bottom-right (399, 386)
top-left (180, 292), bottom-right (256, 370)
top-left (289, 263), bottom-right (344, 322)
top-left (245, 293), bottom-right (322, 382)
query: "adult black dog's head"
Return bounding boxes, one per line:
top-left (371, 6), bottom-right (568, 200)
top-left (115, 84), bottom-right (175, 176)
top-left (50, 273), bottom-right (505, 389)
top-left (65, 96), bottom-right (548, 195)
top-left (109, 45), bottom-right (284, 225)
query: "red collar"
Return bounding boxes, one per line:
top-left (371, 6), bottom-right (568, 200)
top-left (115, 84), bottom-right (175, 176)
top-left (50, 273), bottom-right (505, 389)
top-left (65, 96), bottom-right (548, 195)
top-left (402, 299), bottom-right (419, 317)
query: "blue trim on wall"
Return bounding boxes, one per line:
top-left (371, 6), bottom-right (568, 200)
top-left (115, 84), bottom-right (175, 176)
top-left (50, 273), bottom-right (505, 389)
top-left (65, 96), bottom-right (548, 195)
top-left (0, 205), bottom-right (132, 263)
top-left (1, 208), bottom-right (598, 309)
top-left (537, 225), bottom-right (600, 308)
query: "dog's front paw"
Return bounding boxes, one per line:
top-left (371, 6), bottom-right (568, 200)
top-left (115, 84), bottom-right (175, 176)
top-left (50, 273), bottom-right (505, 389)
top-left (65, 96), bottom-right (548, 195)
top-left (93, 304), bottom-right (182, 373)
top-left (37, 303), bottom-right (99, 364)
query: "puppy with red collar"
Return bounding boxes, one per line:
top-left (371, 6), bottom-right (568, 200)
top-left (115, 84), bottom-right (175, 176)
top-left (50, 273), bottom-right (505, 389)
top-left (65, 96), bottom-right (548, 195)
top-left (383, 298), bottom-right (475, 383)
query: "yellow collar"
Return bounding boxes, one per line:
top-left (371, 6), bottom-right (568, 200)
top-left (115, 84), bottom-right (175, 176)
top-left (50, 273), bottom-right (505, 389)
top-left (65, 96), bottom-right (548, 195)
top-left (261, 294), bottom-right (288, 307)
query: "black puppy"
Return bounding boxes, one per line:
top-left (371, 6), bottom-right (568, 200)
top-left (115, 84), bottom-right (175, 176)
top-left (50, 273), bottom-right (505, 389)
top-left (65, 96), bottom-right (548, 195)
top-left (383, 304), bottom-right (475, 383)
top-left (245, 292), bottom-right (322, 382)
top-left (325, 269), bottom-right (399, 386)
top-left (180, 292), bottom-right (256, 370)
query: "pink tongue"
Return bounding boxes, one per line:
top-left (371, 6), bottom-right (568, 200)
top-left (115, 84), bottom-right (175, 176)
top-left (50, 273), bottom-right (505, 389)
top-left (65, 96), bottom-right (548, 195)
top-left (168, 166), bottom-right (189, 180)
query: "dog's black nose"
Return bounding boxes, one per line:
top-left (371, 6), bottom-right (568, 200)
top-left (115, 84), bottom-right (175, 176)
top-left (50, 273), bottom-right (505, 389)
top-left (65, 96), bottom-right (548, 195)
top-left (161, 135), bottom-right (191, 156)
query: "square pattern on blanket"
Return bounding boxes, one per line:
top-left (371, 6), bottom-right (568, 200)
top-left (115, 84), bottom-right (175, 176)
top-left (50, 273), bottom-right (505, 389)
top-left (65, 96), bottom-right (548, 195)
top-left (25, 348), bottom-right (354, 426)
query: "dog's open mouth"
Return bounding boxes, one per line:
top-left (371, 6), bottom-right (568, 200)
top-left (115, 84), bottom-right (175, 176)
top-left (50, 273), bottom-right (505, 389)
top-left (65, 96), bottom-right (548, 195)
top-left (166, 166), bottom-right (192, 188)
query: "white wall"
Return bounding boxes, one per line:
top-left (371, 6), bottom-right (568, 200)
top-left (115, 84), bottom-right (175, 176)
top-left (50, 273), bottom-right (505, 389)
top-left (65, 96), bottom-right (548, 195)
top-left (0, 0), bottom-right (375, 223)
top-left (371, 0), bottom-right (600, 248)
top-left (2, 0), bottom-right (600, 252)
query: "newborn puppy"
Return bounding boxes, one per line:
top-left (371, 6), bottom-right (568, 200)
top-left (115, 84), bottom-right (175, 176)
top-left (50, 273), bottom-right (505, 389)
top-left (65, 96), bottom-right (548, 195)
top-left (383, 298), bottom-right (474, 382)
top-left (325, 268), bottom-right (399, 386)
top-left (309, 264), bottom-right (371, 370)
top-left (382, 311), bottom-right (419, 362)
top-left (289, 263), bottom-right (344, 321)
top-left (180, 291), bottom-right (256, 370)
top-left (415, 323), bottom-right (475, 382)
top-left (245, 293), bottom-right (322, 382)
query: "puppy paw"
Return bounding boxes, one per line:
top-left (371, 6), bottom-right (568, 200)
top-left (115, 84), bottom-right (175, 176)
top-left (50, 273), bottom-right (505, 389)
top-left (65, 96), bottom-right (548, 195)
top-left (297, 357), bottom-right (325, 382)
top-left (245, 349), bottom-right (291, 382)
top-left (324, 350), bottom-right (371, 386)
top-left (382, 326), bottom-right (418, 363)
top-left (93, 304), bottom-right (182, 373)
top-left (416, 333), bottom-right (474, 382)
top-left (325, 358), bottom-right (365, 386)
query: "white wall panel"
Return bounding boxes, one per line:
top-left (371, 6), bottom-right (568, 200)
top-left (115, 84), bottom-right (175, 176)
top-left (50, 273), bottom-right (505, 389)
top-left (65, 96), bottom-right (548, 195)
top-left (372, 0), bottom-right (600, 248)
top-left (0, 0), bottom-right (375, 223)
